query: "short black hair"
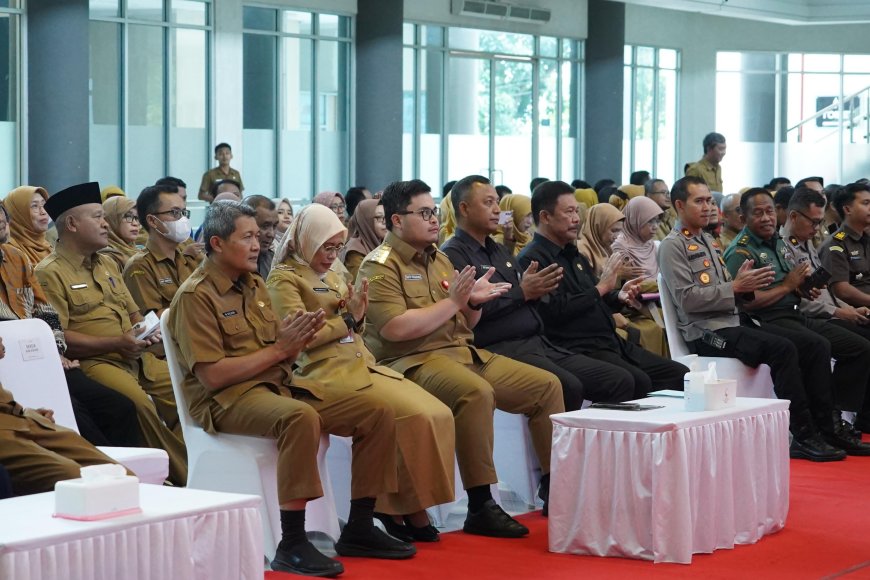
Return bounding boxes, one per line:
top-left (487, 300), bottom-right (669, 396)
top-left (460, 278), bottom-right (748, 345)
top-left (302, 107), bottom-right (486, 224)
top-left (531, 180), bottom-right (574, 226)
top-left (773, 186), bottom-right (795, 208)
top-left (451, 175), bottom-right (491, 220)
top-left (529, 177), bottom-right (549, 193)
top-left (767, 177), bottom-right (790, 189)
top-left (788, 187), bottom-right (826, 214)
top-left (381, 179), bottom-right (432, 231)
top-left (832, 181), bottom-right (870, 220)
top-left (739, 187), bottom-right (773, 216)
top-left (210, 178), bottom-right (242, 199)
top-left (598, 185), bottom-right (618, 204)
top-left (670, 175), bottom-right (708, 207)
top-left (702, 132), bottom-right (726, 153)
top-left (156, 176), bottom-right (187, 189)
top-left (629, 171), bottom-right (650, 186)
top-left (241, 194), bottom-right (275, 211)
top-left (795, 176), bottom-right (824, 189)
top-left (570, 179), bottom-right (591, 190)
top-left (345, 186), bottom-right (368, 217)
top-left (593, 178), bottom-right (615, 194)
top-left (495, 185), bottom-right (512, 198)
top-left (214, 142), bottom-right (232, 155)
top-left (822, 183), bottom-right (842, 206)
top-left (137, 184), bottom-right (180, 233)
top-left (442, 180), bottom-right (457, 198)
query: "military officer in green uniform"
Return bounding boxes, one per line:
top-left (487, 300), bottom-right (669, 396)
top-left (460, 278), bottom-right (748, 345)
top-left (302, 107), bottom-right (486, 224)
top-left (723, 187), bottom-right (870, 454)
top-left (818, 182), bottom-right (870, 308)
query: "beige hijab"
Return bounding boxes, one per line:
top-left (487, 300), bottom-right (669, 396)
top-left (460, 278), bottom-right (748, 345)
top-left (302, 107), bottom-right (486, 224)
top-left (577, 203), bottom-right (625, 276)
top-left (341, 199), bottom-right (382, 261)
top-left (611, 196), bottom-right (663, 278)
top-left (103, 196), bottom-right (140, 263)
top-left (496, 194), bottom-right (533, 252)
top-left (275, 203), bottom-right (347, 269)
top-left (4, 186), bottom-right (52, 266)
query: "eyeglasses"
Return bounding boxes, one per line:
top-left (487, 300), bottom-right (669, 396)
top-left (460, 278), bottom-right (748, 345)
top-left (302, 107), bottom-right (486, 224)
top-left (153, 208), bottom-right (191, 220)
top-left (795, 209), bottom-right (823, 228)
top-left (651, 190), bottom-right (669, 196)
top-left (329, 204), bottom-right (346, 213)
top-left (373, 215), bottom-right (386, 224)
top-left (397, 207), bottom-right (439, 221)
top-left (321, 243), bottom-right (346, 256)
top-left (122, 213), bottom-right (140, 224)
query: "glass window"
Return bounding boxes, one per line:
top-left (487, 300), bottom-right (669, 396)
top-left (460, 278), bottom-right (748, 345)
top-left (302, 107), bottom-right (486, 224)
top-left (659, 48), bottom-right (677, 70)
top-left (127, 24), bottom-right (165, 190)
top-left (636, 46), bottom-right (654, 67)
top-left (0, 11), bottom-right (19, 193)
top-left (448, 57), bottom-right (491, 180)
top-left (90, 20), bottom-right (122, 188)
top-left (717, 52), bottom-right (742, 72)
top-left (171, 0), bottom-right (207, 26)
top-left (844, 54), bottom-right (870, 73)
top-left (243, 6), bottom-right (277, 31)
top-left (802, 53), bottom-right (841, 73)
top-left (282, 10), bottom-right (311, 35)
top-left (127, 0), bottom-right (163, 21)
top-left (540, 36), bottom-right (557, 58)
top-left (422, 25), bottom-right (443, 47)
top-left (316, 39), bottom-right (350, 192)
top-left (280, 36), bottom-right (313, 197)
top-left (317, 14), bottom-right (349, 39)
top-left (449, 27), bottom-right (533, 56)
top-left (403, 22), bottom-right (414, 45)
top-left (169, 27), bottom-right (207, 181)
top-left (243, 33), bottom-right (277, 195)
top-left (90, 0), bottom-right (119, 19)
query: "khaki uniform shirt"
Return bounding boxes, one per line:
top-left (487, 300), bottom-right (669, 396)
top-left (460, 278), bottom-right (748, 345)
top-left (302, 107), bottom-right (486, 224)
top-left (655, 206), bottom-right (677, 241)
top-left (123, 238), bottom-right (200, 314)
top-left (198, 166), bottom-right (244, 198)
top-left (686, 158), bottom-right (723, 193)
top-left (168, 258), bottom-right (293, 432)
top-left (266, 257), bottom-right (404, 389)
top-left (781, 227), bottom-right (838, 318)
top-left (719, 227), bottom-right (739, 251)
top-left (35, 244), bottom-right (139, 366)
top-left (359, 231), bottom-right (491, 373)
top-left (657, 224), bottom-right (737, 342)
top-left (818, 223), bottom-right (870, 295)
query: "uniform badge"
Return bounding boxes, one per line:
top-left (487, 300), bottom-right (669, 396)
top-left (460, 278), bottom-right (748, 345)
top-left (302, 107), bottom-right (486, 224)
top-left (688, 244), bottom-right (699, 251)
top-left (699, 273), bottom-right (711, 284)
top-left (257, 301), bottom-right (265, 308)
top-left (441, 280), bottom-right (450, 290)
top-left (712, 241), bottom-right (720, 249)
top-left (159, 277), bottom-right (173, 285)
top-left (834, 231), bottom-right (847, 240)
top-left (851, 250), bottom-right (860, 256)
top-left (829, 245), bottom-right (844, 253)
top-left (222, 310), bottom-right (238, 317)
top-left (313, 288), bottom-right (329, 293)
top-left (703, 260), bottom-right (710, 268)
top-left (759, 252), bottom-right (768, 261)
top-left (506, 261), bottom-right (512, 268)
top-left (681, 228), bottom-right (692, 238)
top-left (404, 274), bottom-right (423, 281)
top-left (789, 236), bottom-right (798, 245)
top-left (366, 244), bottom-right (392, 264)
top-left (577, 263), bottom-right (583, 270)
top-left (368, 274), bottom-right (385, 283)
top-left (71, 283), bottom-right (87, 289)
top-left (338, 299), bottom-right (346, 309)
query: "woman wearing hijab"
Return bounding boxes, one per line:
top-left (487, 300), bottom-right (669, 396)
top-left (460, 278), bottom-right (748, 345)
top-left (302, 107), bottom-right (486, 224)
top-left (574, 187), bottom-right (598, 210)
top-left (492, 194), bottom-right (534, 256)
top-left (438, 194), bottom-right (455, 246)
top-left (100, 196), bottom-right (142, 271)
top-left (613, 196), bottom-right (665, 284)
top-left (4, 186), bottom-right (53, 267)
top-left (313, 191), bottom-right (347, 225)
top-left (577, 203), bottom-right (628, 277)
top-left (266, 204), bottom-right (455, 543)
top-left (341, 199), bottom-right (386, 281)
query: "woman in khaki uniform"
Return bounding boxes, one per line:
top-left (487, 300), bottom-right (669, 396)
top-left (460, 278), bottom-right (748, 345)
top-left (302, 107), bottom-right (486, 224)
top-left (101, 196), bottom-right (141, 271)
top-left (340, 199), bottom-right (386, 281)
top-left (3, 185), bottom-right (53, 266)
top-left (266, 204), bottom-right (455, 542)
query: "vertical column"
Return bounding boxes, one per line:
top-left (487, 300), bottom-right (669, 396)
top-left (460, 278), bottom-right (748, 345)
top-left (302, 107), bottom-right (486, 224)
top-left (355, 0), bottom-right (403, 191)
top-left (584, 0), bottom-right (625, 184)
top-left (27, 0), bottom-right (90, 192)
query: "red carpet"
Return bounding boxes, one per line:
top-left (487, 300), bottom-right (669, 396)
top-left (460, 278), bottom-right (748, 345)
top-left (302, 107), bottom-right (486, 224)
top-left (268, 455), bottom-right (870, 580)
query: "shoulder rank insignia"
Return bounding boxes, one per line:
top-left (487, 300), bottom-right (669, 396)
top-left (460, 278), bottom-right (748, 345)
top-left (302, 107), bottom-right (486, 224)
top-left (789, 236), bottom-right (798, 245)
top-left (368, 274), bottom-right (385, 283)
top-left (737, 235), bottom-right (749, 246)
top-left (681, 228), bottom-right (692, 239)
top-left (829, 245), bottom-right (844, 253)
top-left (712, 241), bottom-right (721, 249)
top-left (687, 244), bottom-right (699, 251)
top-left (699, 272), bottom-right (711, 284)
top-left (734, 248), bottom-right (752, 257)
top-left (366, 244), bottom-right (392, 265)
top-left (834, 231), bottom-right (847, 240)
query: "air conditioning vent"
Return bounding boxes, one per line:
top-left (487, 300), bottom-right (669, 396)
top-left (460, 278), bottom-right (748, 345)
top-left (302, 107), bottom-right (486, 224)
top-left (451, 0), bottom-right (551, 24)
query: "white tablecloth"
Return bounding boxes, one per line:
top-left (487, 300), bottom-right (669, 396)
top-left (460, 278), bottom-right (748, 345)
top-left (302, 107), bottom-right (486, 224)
top-left (0, 486), bottom-right (263, 580)
top-left (548, 396), bottom-right (790, 564)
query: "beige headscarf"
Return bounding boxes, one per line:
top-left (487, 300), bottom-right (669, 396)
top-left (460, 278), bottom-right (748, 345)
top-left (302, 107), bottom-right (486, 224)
top-left (611, 196), bottom-right (663, 279)
top-left (574, 188), bottom-right (598, 209)
top-left (103, 196), bottom-right (140, 263)
top-left (341, 199), bottom-right (382, 261)
top-left (4, 186), bottom-right (52, 266)
top-left (275, 203), bottom-right (347, 269)
top-left (101, 185), bottom-right (126, 203)
top-left (438, 195), bottom-right (456, 245)
top-left (577, 203), bottom-right (625, 276)
top-left (496, 194), bottom-right (533, 252)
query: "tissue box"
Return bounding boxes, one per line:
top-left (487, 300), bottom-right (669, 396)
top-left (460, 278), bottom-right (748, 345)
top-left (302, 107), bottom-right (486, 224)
top-left (54, 464), bottom-right (141, 521)
top-left (704, 379), bottom-right (737, 410)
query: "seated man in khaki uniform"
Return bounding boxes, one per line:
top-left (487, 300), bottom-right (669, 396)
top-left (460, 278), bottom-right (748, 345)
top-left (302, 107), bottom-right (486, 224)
top-left (359, 179), bottom-right (565, 537)
top-left (123, 184), bottom-right (200, 316)
top-left (34, 182), bottom-right (187, 486)
top-left (168, 201), bottom-right (414, 578)
top-left (0, 337), bottom-right (121, 496)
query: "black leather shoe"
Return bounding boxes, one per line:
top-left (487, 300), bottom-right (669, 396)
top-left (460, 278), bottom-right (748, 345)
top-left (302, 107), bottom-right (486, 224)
top-left (403, 517), bottom-right (440, 542)
top-left (538, 474), bottom-right (550, 517)
top-left (853, 414), bottom-right (870, 435)
top-left (790, 432), bottom-right (846, 462)
top-left (271, 540), bottom-right (344, 577)
top-left (335, 525), bottom-right (417, 559)
top-left (373, 512), bottom-right (414, 543)
top-left (463, 499), bottom-right (529, 538)
top-left (826, 423), bottom-right (870, 456)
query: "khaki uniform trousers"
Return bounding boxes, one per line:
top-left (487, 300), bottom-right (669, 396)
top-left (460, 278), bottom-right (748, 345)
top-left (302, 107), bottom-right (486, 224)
top-left (407, 353), bottom-right (563, 490)
top-left (0, 418), bottom-right (119, 496)
top-left (81, 354), bottom-right (187, 487)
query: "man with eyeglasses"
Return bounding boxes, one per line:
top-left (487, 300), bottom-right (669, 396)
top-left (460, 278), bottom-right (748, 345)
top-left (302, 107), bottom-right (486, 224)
top-left (719, 193), bottom-right (742, 249)
top-left (723, 187), bottom-right (870, 456)
top-left (34, 182), bottom-right (188, 485)
top-left (645, 179), bottom-right (675, 241)
top-left (241, 195), bottom-right (279, 280)
top-left (360, 179), bottom-right (564, 537)
top-left (123, 185), bottom-right (200, 317)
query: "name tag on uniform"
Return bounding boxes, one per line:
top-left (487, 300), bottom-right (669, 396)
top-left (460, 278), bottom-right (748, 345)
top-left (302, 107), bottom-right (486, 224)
top-left (339, 331), bottom-right (355, 344)
top-left (70, 283), bottom-right (87, 289)
top-left (159, 277), bottom-right (173, 285)
top-left (404, 274), bottom-right (422, 281)
top-left (313, 287), bottom-right (329, 293)
top-left (222, 310), bottom-right (238, 317)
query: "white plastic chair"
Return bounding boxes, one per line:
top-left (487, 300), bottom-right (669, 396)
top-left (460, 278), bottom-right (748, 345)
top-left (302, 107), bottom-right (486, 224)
top-left (160, 310), bottom-right (341, 557)
top-left (0, 318), bottom-right (169, 484)
top-left (492, 410), bottom-right (541, 510)
top-left (658, 274), bottom-right (775, 398)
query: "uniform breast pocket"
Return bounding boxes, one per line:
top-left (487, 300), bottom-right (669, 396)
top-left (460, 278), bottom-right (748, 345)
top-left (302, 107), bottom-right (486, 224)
top-left (219, 315), bottom-right (256, 352)
top-left (258, 306), bottom-right (277, 343)
top-left (402, 278), bottom-right (431, 308)
top-left (68, 287), bottom-right (100, 316)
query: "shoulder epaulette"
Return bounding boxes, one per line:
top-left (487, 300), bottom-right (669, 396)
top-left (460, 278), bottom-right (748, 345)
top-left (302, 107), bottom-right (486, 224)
top-left (365, 244), bottom-right (392, 265)
top-left (788, 236), bottom-right (798, 245)
top-left (829, 245), bottom-right (845, 253)
top-left (272, 263), bottom-right (295, 272)
top-left (737, 235), bottom-right (750, 246)
top-left (680, 228), bottom-right (692, 239)
top-left (834, 231), bottom-right (847, 240)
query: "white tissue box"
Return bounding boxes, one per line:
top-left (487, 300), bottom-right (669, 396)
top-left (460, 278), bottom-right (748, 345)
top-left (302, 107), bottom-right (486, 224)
top-left (704, 379), bottom-right (737, 410)
top-left (54, 464), bottom-right (141, 521)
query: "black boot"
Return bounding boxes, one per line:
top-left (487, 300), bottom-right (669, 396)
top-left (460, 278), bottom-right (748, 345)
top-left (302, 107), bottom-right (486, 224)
top-left (790, 425), bottom-right (846, 462)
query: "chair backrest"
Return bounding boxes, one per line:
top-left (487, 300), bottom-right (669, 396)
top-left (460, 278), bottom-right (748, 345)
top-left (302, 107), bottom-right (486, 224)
top-left (657, 273), bottom-right (692, 359)
top-left (160, 309), bottom-right (199, 435)
top-left (0, 318), bottom-right (79, 431)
